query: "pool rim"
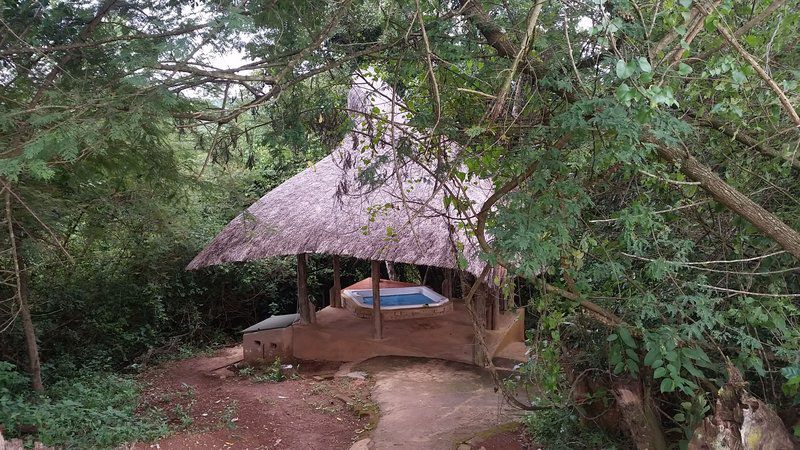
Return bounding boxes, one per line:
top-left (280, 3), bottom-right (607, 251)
top-left (343, 286), bottom-right (448, 310)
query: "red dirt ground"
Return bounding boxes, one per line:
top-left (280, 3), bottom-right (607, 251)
top-left (133, 346), bottom-right (375, 450)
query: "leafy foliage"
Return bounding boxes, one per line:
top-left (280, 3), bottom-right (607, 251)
top-left (0, 362), bottom-right (167, 449)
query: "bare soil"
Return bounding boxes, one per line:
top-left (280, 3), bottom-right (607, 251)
top-left (132, 346), bottom-right (375, 450)
top-left (355, 357), bottom-right (523, 450)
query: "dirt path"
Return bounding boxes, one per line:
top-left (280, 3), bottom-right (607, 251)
top-left (354, 357), bottom-right (523, 450)
top-left (133, 346), bottom-right (374, 450)
top-left (133, 349), bottom-right (527, 449)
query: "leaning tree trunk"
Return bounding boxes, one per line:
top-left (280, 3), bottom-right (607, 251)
top-left (5, 189), bottom-right (43, 393)
top-left (657, 144), bottom-right (800, 260)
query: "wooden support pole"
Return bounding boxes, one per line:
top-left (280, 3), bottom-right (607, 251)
top-left (297, 253), bottom-right (311, 324)
top-left (386, 261), bottom-right (398, 281)
top-left (442, 268), bottom-right (453, 299)
top-left (476, 285), bottom-right (487, 329)
top-left (371, 260), bottom-right (383, 340)
top-left (332, 255), bottom-right (342, 308)
top-left (491, 289), bottom-right (500, 330)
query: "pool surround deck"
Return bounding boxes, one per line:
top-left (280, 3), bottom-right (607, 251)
top-left (243, 279), bottom-right (527, 366)
top-left (293, 280), bottom-right (525, 365)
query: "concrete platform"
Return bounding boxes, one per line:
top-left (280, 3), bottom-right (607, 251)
top-left (292, 301), bottom-right (525, 365)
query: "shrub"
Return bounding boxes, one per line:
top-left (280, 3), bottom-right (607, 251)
top-left (0, 362), bottom-right (167, 449)
top-left (523, 408), bottom-right (621, 450)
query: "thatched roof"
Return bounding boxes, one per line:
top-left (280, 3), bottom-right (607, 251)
top-left (187, 76), bottom-right (490, 276)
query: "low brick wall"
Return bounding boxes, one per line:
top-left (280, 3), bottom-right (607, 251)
top-left (342, 293), bottom-right (453, 320)
top-left (242, 327), bottom-right (294, 363)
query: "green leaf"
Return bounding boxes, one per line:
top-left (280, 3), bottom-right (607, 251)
top-left (660, 378), bottom-right (675, 392)
top-left (653, 366), bottom-right (667, 378)
top-left (678, 63), bottom-right (693, 76)
top-left (704, 16), bottom-right (719, 33)
top-left (732, 70), bottom-right (747, 84)
top-left (683, 359), bottom-right (704, 378)
top-left (637, 57), bottom-right (652, 73)
top-left (465, 126), bottom-right (485, 138)
top-left (618, 327), bottom-right (636, 349)
top-left (616, 60), bottom-right (635, 79)
top-left (643, 348), bottom-right (660, 366)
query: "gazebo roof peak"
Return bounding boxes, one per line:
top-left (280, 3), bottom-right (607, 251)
top-left (187, 77), bottom-right (489, 275)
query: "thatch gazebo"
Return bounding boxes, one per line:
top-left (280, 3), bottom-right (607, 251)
top-left (188, 76), bottom-right (524, 365)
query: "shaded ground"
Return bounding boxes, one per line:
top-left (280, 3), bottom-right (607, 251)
top-left (133, 346), bottom-right (374, 450)
top-left (467, 423), bottom-right (537, 450)
top-left (354, 357), bottom-right (523, 450)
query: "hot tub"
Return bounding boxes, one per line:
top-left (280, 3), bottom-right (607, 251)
top-left (342, 286), bottom-right (453, 320)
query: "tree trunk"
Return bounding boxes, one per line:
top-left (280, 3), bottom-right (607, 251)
top-left (612, 379), bottom-right (668, 450)
top-left (657, 145), bottom-right (800, 260)
top-left (5, 189), bottom-right (43, 393)
top-left (688, 366), bottom-right (797, 449)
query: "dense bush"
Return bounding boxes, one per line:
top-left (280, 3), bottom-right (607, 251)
top-left (0, 362), bottom-right (167, 449)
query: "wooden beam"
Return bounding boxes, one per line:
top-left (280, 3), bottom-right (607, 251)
top-left (371, 260), bottom-right (383, 340)
top-left (297, 253), bottom-right (310, 324)
top-left (386, 261), bottom-right (398, 281)
top-left (442, 268), bottom-right (453, 299)
top-left (491, 289), bottom-right (500, 330)
top-left (332, 255), bottom-right (342, 308)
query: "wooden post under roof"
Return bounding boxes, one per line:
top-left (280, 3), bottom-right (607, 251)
top-left (371, 260), bottom-right (383, 340)
top-left (490, 289), bottom-right (500, 330)
top-left (297, 253), bottom-right (311, 324)
top-left (332, 255), bottom-right (342, 308)
top-left (386, 261), bottom-right (398, 281)
top-left (442, 268), bottom-right (453, 299)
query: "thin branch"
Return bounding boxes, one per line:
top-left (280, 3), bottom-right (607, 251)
top-left (701, 1), bottom-right (800, 127)
top-left (414, 0), bottom-right (441, 130)
top-left (487, 0), bottom-right (544, 121)
top-left (622, 250), bottom-right (786, 265)
top-left (694, 0), bottom-right (787, 61)
top-left (0, 180), bottom-right (73, 263)
top-left (700, 284), bottom-right (800, 297)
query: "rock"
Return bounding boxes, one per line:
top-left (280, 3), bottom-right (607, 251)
top-left (457, 444), bottom-right (472, 450)
top-left (342, 371), bottom-right (368, 380)
top-left (349, 438), bottom-right (372, 450)
top-left (281, 364), bottom-right (298, 378)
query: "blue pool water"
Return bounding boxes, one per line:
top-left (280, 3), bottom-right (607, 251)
top-left (360, 293), bottom-right (433, 307)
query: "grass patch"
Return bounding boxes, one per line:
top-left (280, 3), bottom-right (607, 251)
top-left (239, 358), bottom-right (287, 383)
